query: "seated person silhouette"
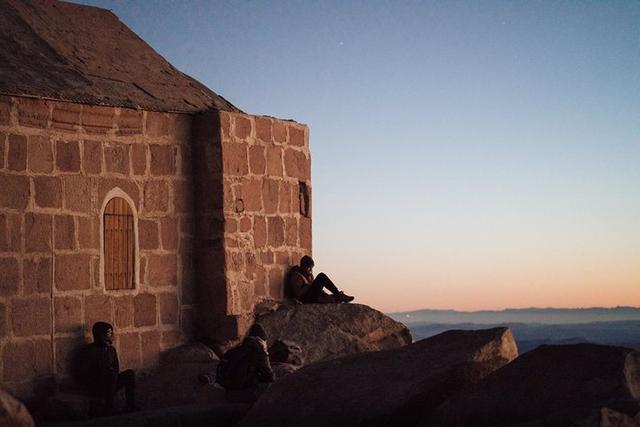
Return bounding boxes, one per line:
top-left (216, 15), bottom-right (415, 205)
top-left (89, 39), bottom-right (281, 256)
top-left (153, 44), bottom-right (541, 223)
top-left (80, 322), bottom-right (136, 415)
top-left (287, 255), bottom-right (354, 304)
top-left (216, 323), bottom-right (275, 403)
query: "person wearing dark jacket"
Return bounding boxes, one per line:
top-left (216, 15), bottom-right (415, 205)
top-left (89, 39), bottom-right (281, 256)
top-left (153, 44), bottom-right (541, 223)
top-left (82, 322), bottom-right (136, 415)
top-left (287, 255), bottom-right (354, 304)
top-left (219, 323), bottom-right (275, 403)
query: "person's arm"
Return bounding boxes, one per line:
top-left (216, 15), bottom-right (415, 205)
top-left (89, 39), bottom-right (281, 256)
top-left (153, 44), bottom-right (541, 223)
top-left (256, 349), bottom-right (275, 383)
top-left (288, 271), bottom-right (309, 300)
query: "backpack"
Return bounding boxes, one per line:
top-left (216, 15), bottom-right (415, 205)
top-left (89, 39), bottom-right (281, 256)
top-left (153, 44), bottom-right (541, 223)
top-left (215, 344), bottom-right (255, 390)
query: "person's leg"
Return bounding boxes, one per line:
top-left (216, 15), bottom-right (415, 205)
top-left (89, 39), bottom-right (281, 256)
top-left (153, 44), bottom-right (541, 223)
top-left (101, 373), bottom-right (118, 415)
top-left (117, 369), bottom-right (136, 411)
top-left (301, 277), bottom-right (327, 303)
top-left (315, 273), bottom-right (354, 302)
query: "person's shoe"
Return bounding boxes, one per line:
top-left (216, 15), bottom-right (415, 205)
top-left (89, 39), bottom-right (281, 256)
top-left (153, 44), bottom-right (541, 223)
top-left (198, 374), bottom-right (214, 385)
top-left (336, 291), bottom-right (354, 303)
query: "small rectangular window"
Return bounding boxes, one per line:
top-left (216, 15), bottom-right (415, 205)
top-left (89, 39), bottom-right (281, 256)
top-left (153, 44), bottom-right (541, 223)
top-left (104, 197), bottom-right (135, 290)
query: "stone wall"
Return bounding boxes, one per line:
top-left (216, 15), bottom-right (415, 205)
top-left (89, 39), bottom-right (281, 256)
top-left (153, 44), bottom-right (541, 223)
top-left (0, 96), bottom-right (194, 399)
top-left (192, 111), bottom-right (311, 341)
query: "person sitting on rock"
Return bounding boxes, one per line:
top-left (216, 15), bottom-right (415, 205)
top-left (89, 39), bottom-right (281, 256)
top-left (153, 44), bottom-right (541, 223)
top-left (81, 322), bottom-right (136, 415)
top-left (215, 323), bottom-right (275, 403)
top-left (287, 255), bottom-right (354, 304)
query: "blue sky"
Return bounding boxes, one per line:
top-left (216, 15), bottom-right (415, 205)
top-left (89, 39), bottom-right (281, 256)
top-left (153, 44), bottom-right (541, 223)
top-left (79, 0), bottom-right (640, 311)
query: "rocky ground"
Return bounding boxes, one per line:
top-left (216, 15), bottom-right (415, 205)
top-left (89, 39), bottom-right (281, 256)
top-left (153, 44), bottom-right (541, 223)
top-left (3, 302), bottom-right (640, 426)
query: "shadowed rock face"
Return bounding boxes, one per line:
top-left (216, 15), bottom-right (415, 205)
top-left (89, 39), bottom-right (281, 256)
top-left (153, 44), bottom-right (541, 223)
top-left (424, 343), bottom-right (640, 427)
top-left (238, 327), bottom-right (517, 427)
top-left (256, 303), bottom-right (413, 365)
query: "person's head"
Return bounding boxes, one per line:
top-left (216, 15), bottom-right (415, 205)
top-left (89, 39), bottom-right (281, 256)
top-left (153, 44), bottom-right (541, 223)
top-left (92, 321), bottom-right (114, 345)
top-left (300, 255), bottom-right (314, 275)
top-left (247, 323), bottom-right (267, 342)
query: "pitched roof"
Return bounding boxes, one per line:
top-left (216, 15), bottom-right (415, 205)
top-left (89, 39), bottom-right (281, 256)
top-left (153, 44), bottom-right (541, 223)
top-left (0, 0), bottom-right (240, 113)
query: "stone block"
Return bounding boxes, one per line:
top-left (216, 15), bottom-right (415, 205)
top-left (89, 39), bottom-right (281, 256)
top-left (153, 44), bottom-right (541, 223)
top-left (25, 213), bottom-right (52, 253)
top-left (161, 330), bottom-right (183, 350)
top-left (171, 114), bottom-right (192, 142)
top-left (147, 254), bottom-right (177, 287)
top-left (239, 216), bottom-right (252, 232)
top-left (299, 217), bottom-right (312, 250)
top-left (34, 338), bottom-right (53, 375)
top-left (51, 102), bottom-right (81, 132)
top-left (263, 179), bottom-right (280, 214)
top-left (24, 257), bottom-right (52, 295)
top-left (275, 251), bottom-right (290, 265)
top-left (146, 112), bottom-right (170, 137)
top-left (220, 112), bottom-right (231, 140)
top-left (249, 145), bottom-right (266, 175)
top-left (279, 182), bottom-right (292, 214)
top-left (0, 134), bottom-right (4, 168)
top-left (0, 257), bottom-right (19, 296)
top-left (138, 219), bottom-right (159, 250)
top-left (261, 250), bottom-right (274, 264)
top-left (284, 148), bottom-right (306, 180)
top-left (159, 293), bottom-right (179, 325)
top-left (222, 141), bottom-right (249, 176)
top-left (255, 117), bottom-right (272, 143)
top-left (143, 180), bottom-right (169, 214)
top-left (56, 140), bottom-right (81, 172)
top-left (268, 267), bottom-right (284, 299)
top-left (134, 293), bottom-right (157, 326)
top-left (54, 215), bottom-right (75, 250)
top-left (161, 218), bottom-right (179, 250)
top-left (140, 330), bottom-right (161, 367)
top-left (11, 296), bottom-right (51, 336)
top-left (266, 146), bottom-right (283, 177)
top-left (0, 175), bottom-right (29, 209)
top-left (63, 175), bottom-right (92, 213)
top-left (55, 254), bottom-right (91, 291)
top-left (253, 216), bottom-right (267, 248)
top-left (173, 179), bottom-right (192, 213)
top-left (238, 179), bottom-right (262, 212)
top-left (273, 120), bottom-right (287, 144)
top-left (131, 144), bottom-right (147, 175)
top-left (54, 336), bottom-right (85, 376)
top-left (34, 176), bottom-right (62, 208)
top-left (150, 144), bottom-right (175, 176)
top-left (289, 125), bottom-right (306, 147)
top-left (82, 140), bottom-right (102, 174)
top-left (235, 115), bottom-right (252, 139)
top-left (285, 217), bottom-right (298, 246)
top-left (97, 178), bottom-right (140, 212)
top-left (254, 266), bottom-right (267, 296)
top-left (82, 105), bottom-right (115, 134)
top-left (224, 218), bottom-right (237, 233)
top-left (116, 109), bottom-right (143, 136)
top-left (0, 96), bottom-right (10, 125)
top-left (77, 216), bottom-right (98, 249)
top-left (114, 295), bottom-right (134, 329)
top-left (3, 341), bottom-right (35, 382)
top-left (117, 332), bottom-right (140, 369)
top-left (104, 142), bottom-right (130, 175)
top-left (0, 302), bottom-right (6, 338)
top-left (54, 296), bottom-right (82, 333)
top-left (0, 213), bottom-right (21, 251)
top-left (268, 216), bottom-right (285, 247)
top-left (8, 134), bottom-right (27, 171)
top-left (17, 98), bottom-right (49, 128)
top-left (84, 294), bottom-right (113, 329)
top-left (28, 135), bottom-right (54, 173)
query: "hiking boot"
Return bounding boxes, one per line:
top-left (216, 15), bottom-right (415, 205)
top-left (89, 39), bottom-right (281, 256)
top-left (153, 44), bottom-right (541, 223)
top-left (336, 291), bottom-right (354, 303)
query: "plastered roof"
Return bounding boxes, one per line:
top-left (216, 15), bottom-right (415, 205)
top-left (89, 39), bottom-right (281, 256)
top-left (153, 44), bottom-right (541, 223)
top-left (0, 0), bottom-right (240, 113)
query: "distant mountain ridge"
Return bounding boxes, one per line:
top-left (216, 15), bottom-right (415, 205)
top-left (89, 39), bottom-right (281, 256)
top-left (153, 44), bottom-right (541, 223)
top-left (388, 306), bottom-right (640, 325)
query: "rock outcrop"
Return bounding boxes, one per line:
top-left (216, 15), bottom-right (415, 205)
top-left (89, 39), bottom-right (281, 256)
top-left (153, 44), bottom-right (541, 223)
top-left (256, 303), bottom-right (412, 364)
top-left (424, 343), bottom-right (640, 427)
top-left (0, 388), bottom-right (34, 427)
top-left (238, 327), bottom-right (517, 427)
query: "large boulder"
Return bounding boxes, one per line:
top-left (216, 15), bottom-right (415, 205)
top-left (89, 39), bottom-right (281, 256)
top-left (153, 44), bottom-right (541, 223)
top-left (425, 343), bottom-right (640, 427)
top-left (256, 303), bottom-right (412, 364)
top-left (0, 388), bottom-right (34, 427)
top-left (238, 327), bottom-right (517, 427)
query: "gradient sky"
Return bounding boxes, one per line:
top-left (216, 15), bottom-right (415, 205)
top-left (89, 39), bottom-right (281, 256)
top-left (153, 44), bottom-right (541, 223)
top-left (78, 0), bottom-right (640, 312)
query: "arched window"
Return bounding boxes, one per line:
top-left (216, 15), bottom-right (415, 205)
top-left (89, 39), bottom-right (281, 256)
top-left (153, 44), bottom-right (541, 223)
top-left (103, 197), bottom-right (135, 290)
